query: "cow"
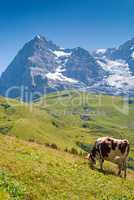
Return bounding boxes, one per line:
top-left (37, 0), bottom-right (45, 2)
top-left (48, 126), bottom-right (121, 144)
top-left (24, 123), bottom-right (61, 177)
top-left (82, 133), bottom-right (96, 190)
top-left (86, 137), bottom-right (130, 178)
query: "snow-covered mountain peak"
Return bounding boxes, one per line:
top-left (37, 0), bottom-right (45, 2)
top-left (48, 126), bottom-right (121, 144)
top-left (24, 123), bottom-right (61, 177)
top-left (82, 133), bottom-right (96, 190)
top-left (1, 35), bottom-right (134, 101)
top-left (33, 34), bottom-right (48, 42)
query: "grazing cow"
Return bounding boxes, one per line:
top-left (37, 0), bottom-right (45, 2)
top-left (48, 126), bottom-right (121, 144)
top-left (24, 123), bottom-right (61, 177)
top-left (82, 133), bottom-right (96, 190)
top-left (86, 137), bottom-right (130, 178)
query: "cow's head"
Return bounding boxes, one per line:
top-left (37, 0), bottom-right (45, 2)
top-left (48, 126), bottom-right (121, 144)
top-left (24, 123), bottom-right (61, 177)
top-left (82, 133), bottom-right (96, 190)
top-left (85, 153), bottom-right (96, 167)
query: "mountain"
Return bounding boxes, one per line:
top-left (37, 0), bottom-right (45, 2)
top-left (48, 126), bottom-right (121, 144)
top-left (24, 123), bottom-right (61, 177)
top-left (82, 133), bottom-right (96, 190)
top-left (0, 35), bottom-right (134, 100)
top-left (92, 39), bottom-right (134, 96)
top-left (0, 35), bottom-right (104, 101)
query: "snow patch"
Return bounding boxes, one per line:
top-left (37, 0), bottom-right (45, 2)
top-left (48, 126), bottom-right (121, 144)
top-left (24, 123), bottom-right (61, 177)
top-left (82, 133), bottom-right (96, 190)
top-left (46, 66), bottom-right (78, 83)
top-left (60, 47), bottom-right (65, 50)
top-left (36, 35), bottom-right (41, 39)
top-left (97, 59), bottom-right (129, 72)
top-left (131, 52), bottom-right (134, 59)
top-left (107, 74), bottom-right (134, 89)
top-left (96, 49), bottom-right (107, 54)
top-left (53, 50), bottom-right (71, 58)
top-left (97, 58), bottom-right (134, 90)
top-left (130, 46), bottom-right (134, 50)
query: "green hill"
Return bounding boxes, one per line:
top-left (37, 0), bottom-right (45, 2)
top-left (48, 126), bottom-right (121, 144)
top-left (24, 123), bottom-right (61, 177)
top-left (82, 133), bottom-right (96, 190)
top-left (0, 91), bottom-right (134, 199)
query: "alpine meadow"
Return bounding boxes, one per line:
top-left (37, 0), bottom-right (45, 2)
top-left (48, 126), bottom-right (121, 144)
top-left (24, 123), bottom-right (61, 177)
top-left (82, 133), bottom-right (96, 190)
top-left (0, 91), bottom-right (134, 199)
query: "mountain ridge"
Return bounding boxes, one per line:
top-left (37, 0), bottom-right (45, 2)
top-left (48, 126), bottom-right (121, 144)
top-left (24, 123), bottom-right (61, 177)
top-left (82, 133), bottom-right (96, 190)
top-left (0, 35), bottom-right (134, 101)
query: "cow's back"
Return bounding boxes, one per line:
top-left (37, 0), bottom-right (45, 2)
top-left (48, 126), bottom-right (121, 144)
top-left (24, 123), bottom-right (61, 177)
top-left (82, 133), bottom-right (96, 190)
top-left (96, 137), bottom-right (129, 163)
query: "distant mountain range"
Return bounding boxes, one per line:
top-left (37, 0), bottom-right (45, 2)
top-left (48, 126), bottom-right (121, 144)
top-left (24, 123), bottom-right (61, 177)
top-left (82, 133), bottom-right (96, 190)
top-left (0, 35), bottom-right (134, 101)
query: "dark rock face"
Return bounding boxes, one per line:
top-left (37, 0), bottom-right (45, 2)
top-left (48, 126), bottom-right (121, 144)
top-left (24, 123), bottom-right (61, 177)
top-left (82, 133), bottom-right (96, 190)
top-left (63, 47), bottom-right (104, 85)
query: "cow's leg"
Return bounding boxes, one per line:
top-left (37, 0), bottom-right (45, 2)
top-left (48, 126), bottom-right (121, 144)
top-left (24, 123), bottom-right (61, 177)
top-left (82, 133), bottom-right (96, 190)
top-left (123, 161), bottom-right (127, 179)
top-left (118, 163), bottom-right (122, 177)
top-left (99, 158), bottom-right (104, 171)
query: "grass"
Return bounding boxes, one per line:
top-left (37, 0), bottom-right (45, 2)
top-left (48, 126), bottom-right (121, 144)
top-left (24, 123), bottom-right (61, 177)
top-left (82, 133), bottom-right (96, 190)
top-left (0, 91), bottom-right (134, 199)
top-left (1, 91), bottom-right (134, 149)
top-left (0, 134), bottom-right (133, 200)
top-left (0, 170), bottom-right (26, 200)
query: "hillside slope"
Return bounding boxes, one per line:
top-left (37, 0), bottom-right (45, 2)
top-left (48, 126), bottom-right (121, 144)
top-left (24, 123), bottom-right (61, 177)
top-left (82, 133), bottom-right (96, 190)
top-left (0, 91), bottom-right (134, 199)
top-left (0, 134), bottom-right (133, 200)
top-left (1, 91), bottom-right (134, 146)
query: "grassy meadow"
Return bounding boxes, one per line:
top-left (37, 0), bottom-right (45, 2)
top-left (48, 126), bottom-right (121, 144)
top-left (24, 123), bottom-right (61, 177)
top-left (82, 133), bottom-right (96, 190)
top-left (0, 90), bottom-right (134, 199)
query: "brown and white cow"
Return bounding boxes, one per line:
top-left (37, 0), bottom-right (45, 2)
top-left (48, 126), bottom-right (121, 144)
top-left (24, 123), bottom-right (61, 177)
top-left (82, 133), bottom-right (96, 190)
top-left (86, 137), bottom-right (130, 178)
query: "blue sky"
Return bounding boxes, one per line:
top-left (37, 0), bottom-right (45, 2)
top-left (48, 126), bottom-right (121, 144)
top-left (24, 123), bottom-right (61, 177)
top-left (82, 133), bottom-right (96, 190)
top-left (0, 0), bottom-right (134, 73)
